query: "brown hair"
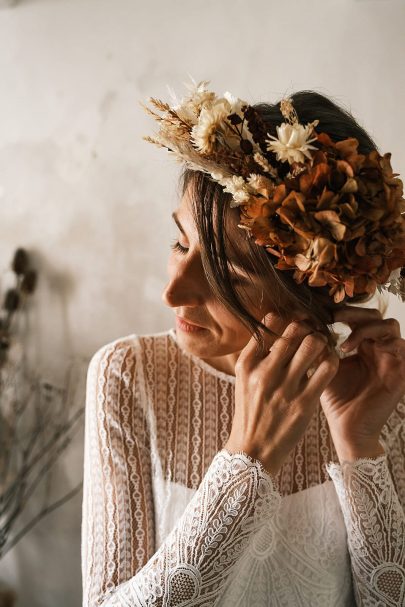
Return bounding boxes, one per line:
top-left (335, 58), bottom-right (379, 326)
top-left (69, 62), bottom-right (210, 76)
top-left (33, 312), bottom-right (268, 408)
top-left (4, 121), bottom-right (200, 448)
top-left (177, 89), bottom-right (386, 354)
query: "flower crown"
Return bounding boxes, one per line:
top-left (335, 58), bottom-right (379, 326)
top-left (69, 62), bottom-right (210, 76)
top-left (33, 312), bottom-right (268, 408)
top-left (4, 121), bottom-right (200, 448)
top-left (141, 77), bottom-right (405, 304)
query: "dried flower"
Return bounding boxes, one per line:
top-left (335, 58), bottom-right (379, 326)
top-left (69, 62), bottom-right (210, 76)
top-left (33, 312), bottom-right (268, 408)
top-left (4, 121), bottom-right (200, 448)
top-left (240, 135), bottom-right (405, 302)
top-left (280, 97), bottom-right (300, 124)
top-left (266, 122), bottom-right (319, 164)
top-left (172, 77), bottom-right (216, 120)
top-left (219, 175), bottom-right (253, 207)
top-left (142, 78), bottom-right (405, 303)
top-left (190, 100), bottom-right (231, 154)
top-left (253, 152), bottom-right (278, 178)
top-left (247, 173), bottom-right (275, 198)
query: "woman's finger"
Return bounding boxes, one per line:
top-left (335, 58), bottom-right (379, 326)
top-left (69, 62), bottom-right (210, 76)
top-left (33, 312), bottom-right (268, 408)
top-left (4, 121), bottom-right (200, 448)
top-left (341, 318), bottom-right (401, 351)
top-left (265, 320), bottom-right (316, 368)
top-left (301, 349), bottom-right (340, 401)
top-left (373, 336), bottom-right (405, 361)
top-left (366, 338), bottom-right (405, 392)
top-left (333, 305), bottom-right (382, 324)
top-left (286, 332), bottom-right (330, 385)
top-left (236, 312), bottom-right (289, 370)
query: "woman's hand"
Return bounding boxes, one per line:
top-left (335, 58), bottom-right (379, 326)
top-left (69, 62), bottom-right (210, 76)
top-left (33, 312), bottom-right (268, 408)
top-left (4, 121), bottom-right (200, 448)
top-left (225, 314), bottom-right (339, 477)
top-left (319, 305), bottom-right (405, 462)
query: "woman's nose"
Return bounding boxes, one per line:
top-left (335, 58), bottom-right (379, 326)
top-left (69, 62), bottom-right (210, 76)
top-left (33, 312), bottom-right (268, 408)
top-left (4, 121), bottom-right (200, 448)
top-left (161, 259), bottom-right (207, 308)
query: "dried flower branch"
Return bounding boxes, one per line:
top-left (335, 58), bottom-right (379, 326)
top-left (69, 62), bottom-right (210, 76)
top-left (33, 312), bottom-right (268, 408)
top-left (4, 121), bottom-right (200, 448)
top-left (0, 248), bottom-right (84, 559)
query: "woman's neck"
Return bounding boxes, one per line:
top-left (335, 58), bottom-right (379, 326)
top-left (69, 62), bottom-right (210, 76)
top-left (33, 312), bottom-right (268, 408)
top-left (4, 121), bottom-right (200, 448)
top-left (200, 351), bottom-right (241, 377)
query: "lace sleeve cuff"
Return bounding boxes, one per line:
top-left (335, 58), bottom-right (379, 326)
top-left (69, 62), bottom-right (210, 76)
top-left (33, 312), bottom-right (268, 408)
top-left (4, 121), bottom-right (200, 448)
top-left (326, 453), bottom-right (405, 606)
top-left (98, 449), bottom-right (282, 606)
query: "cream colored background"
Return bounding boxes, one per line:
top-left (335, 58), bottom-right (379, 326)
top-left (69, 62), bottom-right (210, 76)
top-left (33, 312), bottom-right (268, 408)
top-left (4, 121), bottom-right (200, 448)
top-left (0, 0), bottom-right (404, 605)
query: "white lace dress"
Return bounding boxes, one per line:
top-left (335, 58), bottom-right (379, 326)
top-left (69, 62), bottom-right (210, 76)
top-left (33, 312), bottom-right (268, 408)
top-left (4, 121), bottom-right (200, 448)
top-left (81, 327), bottom-right (405, 606)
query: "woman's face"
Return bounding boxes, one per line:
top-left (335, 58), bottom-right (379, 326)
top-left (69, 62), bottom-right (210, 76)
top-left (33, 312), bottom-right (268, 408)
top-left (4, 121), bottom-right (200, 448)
top-left (161, 184), bottom-right (277, 375)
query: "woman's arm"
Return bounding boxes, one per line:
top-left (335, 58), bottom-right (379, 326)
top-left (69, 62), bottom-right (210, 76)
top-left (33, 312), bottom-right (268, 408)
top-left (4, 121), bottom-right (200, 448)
top-left (82, 340), bottom-right (156, 605)
top-left (100, 448), bottom-right (281, 606)
top-left (317, 305), bottom-right (405, 605)
top-left (82, 340), bottom-right (282, 607)
top-left (326, 417), bottom-right (405, 606)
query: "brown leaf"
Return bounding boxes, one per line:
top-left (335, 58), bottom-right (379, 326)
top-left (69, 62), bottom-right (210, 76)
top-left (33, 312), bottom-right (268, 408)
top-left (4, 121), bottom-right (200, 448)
top-left (314, 210), bottom-right (347, 241)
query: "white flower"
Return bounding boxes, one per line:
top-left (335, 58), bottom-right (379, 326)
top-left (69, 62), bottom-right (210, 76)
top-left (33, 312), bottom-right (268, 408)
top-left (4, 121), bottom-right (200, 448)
top-left (190, 99), bottom-right (230, 154)
top-left (246, 173), bottom-right (275, 197)
top-left (210, 169), bottom-right (228, 181)
top-left (223, 91), bottom-right (247, 115)
top-left (181, 76), bottom-right (215, 110)
top-left (231, 190), bottom-right (251, 206)
top-left (246, 173), bottom-right (263, 189)
top-left (266, 122), bottom-right (319, 164)
top-left (219, 175), bottom-right (252, 207)
top-left (169, 77), bottom-right (216, 124)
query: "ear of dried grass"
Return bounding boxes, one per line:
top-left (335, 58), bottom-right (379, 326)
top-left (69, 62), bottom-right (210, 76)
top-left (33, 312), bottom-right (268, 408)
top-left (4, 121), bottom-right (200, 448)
top-left (142, 136), bottom-right (166, 148)
top-left (148, 97), bottom-right (172, 112)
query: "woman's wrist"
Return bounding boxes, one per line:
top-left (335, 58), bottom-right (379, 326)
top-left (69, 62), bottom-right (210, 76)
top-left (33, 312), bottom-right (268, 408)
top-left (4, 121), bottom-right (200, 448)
top-left (223, 440), bottom-right (282, 477)
top-left (332, 438), bottom-right (385, 464)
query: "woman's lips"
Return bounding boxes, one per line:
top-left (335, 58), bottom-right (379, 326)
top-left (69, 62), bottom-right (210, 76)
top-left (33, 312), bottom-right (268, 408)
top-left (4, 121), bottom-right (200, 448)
top-left (176, 316), bottom-right (207, 332)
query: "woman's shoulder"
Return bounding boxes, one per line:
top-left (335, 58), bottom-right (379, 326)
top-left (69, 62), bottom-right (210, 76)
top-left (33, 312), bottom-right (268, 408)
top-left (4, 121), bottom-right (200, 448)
top-left (86, 328), bottom-right (177, 392)
top-left (86, 329), bottom-right (177, 415)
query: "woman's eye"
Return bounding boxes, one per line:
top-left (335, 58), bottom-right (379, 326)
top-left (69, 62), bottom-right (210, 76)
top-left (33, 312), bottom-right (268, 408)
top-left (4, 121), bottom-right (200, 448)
top-left (170, 239), bottom-right (188, 255)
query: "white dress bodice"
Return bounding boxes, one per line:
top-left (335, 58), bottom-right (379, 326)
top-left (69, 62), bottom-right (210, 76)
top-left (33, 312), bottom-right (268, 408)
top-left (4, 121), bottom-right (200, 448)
top-left (81, 328), bottom-right (405, 606)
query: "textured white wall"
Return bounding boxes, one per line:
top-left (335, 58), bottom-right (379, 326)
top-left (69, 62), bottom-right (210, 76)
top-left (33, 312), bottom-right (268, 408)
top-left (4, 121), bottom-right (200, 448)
top-left (0, 0), bottom-right (404, 605)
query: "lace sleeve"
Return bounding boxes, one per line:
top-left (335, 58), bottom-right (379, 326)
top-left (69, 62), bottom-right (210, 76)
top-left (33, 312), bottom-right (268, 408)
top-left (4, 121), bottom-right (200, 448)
top-left (100, 448), bottom-right (281, 606)
top-left (82, 340), bottom-right (156, 606)
top-left (82, 341), bottom-right (282, 607)
top-left (326, 418), bottom-right (405, 606)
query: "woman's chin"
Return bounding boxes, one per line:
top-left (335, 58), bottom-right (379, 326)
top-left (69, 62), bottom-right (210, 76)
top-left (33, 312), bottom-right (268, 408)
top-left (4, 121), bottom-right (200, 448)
top-left (176, 327), bottom-right (209, 345)
top-left (176, 328), bottom-right (241, 369)
top-left (176, 327), bottom-right (217, 354)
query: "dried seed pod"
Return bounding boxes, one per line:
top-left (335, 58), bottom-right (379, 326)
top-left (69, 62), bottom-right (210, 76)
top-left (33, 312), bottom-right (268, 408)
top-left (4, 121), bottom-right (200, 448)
top-left (240, 139), bottom-right (253, 155)
top-left (228, 113), bottom-right (242, 126)
top-left (12, 248), bottom-right (29, 275)
top-left (3, 289), bottom-right (20, 312)
top-left (21, 270), bottom-right (37, 295)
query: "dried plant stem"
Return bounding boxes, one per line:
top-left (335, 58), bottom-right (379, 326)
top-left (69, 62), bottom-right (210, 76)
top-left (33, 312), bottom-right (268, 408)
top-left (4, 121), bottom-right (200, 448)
top-left (0, 247), bottom-right (86, 559)
top-left (0, 406), bottom-right (84, 516)
top-left (1, 482), bottom-right (83, 559)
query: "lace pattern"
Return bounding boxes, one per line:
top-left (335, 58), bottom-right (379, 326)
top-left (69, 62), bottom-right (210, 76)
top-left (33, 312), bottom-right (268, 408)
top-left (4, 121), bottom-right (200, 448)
top-left (327, 453), bottom-right (405, 606)
top-left (98, 450), bottom-right (281, 606)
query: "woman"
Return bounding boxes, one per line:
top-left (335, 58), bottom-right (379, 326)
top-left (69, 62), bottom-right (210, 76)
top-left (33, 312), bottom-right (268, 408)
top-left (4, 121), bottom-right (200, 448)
top-left (81, 80), bottom-right (405, 606)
